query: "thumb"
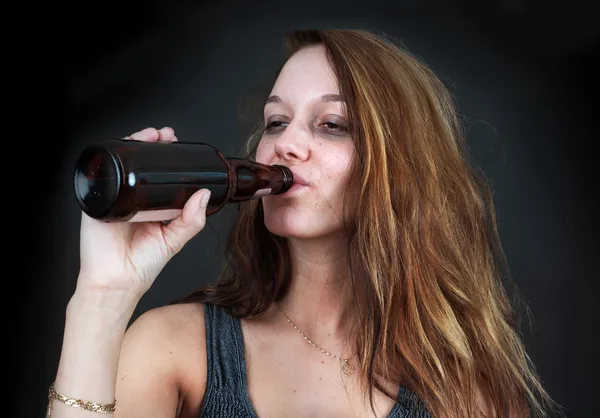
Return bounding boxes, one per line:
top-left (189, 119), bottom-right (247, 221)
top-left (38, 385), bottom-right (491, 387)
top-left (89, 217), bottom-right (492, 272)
top-left (161, 189), bottom-right (211, 255)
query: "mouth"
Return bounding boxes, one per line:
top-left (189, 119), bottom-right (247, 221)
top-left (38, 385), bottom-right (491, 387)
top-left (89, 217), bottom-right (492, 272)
top-left (286, 182), bottom-right (308, 193)
top-left (289, 170), bottom-right (309, 186)
top-left (284, 170), bottom-right (309, 194)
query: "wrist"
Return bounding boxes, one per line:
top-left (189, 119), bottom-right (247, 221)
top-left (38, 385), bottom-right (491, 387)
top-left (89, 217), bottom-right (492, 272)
top-left (72, 273), bottom-right (142, 306)
top-left (68, 286), bottom-right (139, 327)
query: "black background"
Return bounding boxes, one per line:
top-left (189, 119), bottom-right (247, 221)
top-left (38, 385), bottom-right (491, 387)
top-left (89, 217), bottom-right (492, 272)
top-left (18, 1), bottom-right (599, 417)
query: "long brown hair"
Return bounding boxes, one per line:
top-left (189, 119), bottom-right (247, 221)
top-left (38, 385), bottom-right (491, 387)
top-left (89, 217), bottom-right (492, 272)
top-left (176, 29), bottom-right (562, 418)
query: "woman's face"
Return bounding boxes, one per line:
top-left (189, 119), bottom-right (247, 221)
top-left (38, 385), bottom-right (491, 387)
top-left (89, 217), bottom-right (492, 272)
top-left (256, 45), bottom-right (357, 239)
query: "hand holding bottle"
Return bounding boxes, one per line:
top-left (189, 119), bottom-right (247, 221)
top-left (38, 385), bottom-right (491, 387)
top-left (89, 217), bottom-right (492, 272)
top-left (51, 125), bottom-right (294, 417)
top-left (77, 127), bottom-right (211, 301)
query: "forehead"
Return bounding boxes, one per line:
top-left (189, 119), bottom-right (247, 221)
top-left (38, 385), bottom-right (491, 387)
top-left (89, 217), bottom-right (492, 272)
top-left (270, 45), bottom-right (340, 98)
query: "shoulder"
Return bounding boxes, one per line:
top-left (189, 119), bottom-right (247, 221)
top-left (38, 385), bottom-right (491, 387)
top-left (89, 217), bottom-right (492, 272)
top-left (127, 301), bottom-right (207, 338)
top-left (122, 302), bottom-right (208, 362)
top-left (116, 302), bottom-right (208, 417)
top-left (125, 301), bottom-right (208, 378)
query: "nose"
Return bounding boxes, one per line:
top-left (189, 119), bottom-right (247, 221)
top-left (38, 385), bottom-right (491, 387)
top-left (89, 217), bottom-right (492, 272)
top-left (273, 121), bottom-right (310, 163)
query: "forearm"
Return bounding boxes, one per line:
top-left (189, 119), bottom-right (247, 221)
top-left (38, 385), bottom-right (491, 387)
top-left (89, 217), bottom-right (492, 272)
top-left (50, 288), bottom-right (139, 417)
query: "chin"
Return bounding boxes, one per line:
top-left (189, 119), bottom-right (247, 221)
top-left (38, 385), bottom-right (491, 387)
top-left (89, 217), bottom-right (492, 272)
top-left (263, 212), bottom-right (313, 239)
top-left (262, 205), bottom-right (342, 239)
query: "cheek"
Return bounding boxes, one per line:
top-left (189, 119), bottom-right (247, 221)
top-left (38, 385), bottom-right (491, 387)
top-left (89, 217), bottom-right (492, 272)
top-left (255, 138), bottom-right (270, 164)
top-left (321, 158), bottom-right (355, 208)
top-left (326, 146), bottom-right (355, 187)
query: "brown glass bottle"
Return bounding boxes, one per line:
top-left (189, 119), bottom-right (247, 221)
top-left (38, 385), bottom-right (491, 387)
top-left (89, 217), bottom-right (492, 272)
top-left (73, 138), bottom-right (293, 222)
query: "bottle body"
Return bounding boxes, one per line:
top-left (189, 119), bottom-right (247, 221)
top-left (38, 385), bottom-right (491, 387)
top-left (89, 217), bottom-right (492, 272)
top-left (73, 138), bottom-right (293, 222)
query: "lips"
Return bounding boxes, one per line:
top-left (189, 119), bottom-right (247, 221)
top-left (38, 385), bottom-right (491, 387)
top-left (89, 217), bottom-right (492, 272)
top-left (288, 170), bottom-right (309, 187)
top-left (278, 168), bottom-right (310, 195)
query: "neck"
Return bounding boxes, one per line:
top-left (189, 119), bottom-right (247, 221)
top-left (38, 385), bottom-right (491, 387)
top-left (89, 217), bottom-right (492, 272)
top-left (275, 234), bottom-right (353, 345)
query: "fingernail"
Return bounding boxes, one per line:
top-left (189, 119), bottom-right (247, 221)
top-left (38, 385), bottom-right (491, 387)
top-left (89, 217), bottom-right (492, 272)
top-left (200, 191), bottom-right (211, 208)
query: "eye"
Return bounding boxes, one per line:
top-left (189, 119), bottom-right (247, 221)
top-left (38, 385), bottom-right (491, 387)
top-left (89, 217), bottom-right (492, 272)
top-left (321, 121), bottom-right (348, 133)
top-left (319, 120), bottom-right (349, 137)
top-left (264, 120), bottom-right (289, 134)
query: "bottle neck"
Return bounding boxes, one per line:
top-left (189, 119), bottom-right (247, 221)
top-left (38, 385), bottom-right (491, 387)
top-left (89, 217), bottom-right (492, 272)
top-left (227, 158), bottom-right (293, 202)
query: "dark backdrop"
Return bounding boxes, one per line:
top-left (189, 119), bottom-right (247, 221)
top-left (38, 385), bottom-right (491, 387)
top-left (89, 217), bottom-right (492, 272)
top-left (19, 1), bottom-right (599, 417)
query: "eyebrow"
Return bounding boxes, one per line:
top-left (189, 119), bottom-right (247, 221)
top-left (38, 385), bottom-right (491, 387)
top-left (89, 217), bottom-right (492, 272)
top-left (265, 94), bottom-right (343, 105)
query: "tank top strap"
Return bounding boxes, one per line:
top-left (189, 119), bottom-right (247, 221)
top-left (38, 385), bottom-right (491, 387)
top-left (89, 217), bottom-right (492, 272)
top-left (200, 303), bottom-right (257, 417)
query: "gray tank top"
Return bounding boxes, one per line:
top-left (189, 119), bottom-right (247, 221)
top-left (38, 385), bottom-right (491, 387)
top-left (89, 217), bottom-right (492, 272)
top-left (199, 303), bottom-right (432, 417)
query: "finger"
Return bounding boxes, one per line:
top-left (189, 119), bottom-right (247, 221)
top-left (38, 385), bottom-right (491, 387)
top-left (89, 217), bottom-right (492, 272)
top-left (161, 189), bottom-right (211, 256)
top-left (127, 127), bottom-right (160, 142)
top-left (157, 126), bottom-right (177, 143)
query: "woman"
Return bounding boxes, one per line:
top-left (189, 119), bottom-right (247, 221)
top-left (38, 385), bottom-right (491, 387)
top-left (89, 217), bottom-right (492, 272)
top-left (50, 29), bottom-right (561, 417)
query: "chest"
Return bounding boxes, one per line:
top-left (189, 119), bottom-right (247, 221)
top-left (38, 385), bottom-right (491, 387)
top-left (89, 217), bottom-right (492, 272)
top-left (241, 320), bottom-right (399, 418)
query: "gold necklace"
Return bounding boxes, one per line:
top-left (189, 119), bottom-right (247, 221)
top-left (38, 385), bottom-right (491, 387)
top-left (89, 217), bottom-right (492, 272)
top-left (277, 305), bottom-right (355, 376)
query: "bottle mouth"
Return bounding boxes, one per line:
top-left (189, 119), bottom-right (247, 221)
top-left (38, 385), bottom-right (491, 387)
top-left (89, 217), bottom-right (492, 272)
top-left (73, 144), bottom-right (121, 218)
top-left (273, 165), bottom-right (293, 194)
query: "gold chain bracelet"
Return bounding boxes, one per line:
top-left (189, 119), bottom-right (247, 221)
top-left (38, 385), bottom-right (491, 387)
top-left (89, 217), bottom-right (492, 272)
top-left (47, 382), bottom-right (117, 417)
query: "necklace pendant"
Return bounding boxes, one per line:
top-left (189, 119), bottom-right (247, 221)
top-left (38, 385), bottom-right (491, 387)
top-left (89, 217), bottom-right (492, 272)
top-left (341, 359), bottom-right (354, 376)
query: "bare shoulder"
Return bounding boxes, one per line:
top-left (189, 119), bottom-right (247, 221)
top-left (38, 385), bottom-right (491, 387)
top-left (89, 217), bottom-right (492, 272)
top-left (115, 302), bottom-right (208, 418)
top-left (129, 301), bottom-right (207, 338)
